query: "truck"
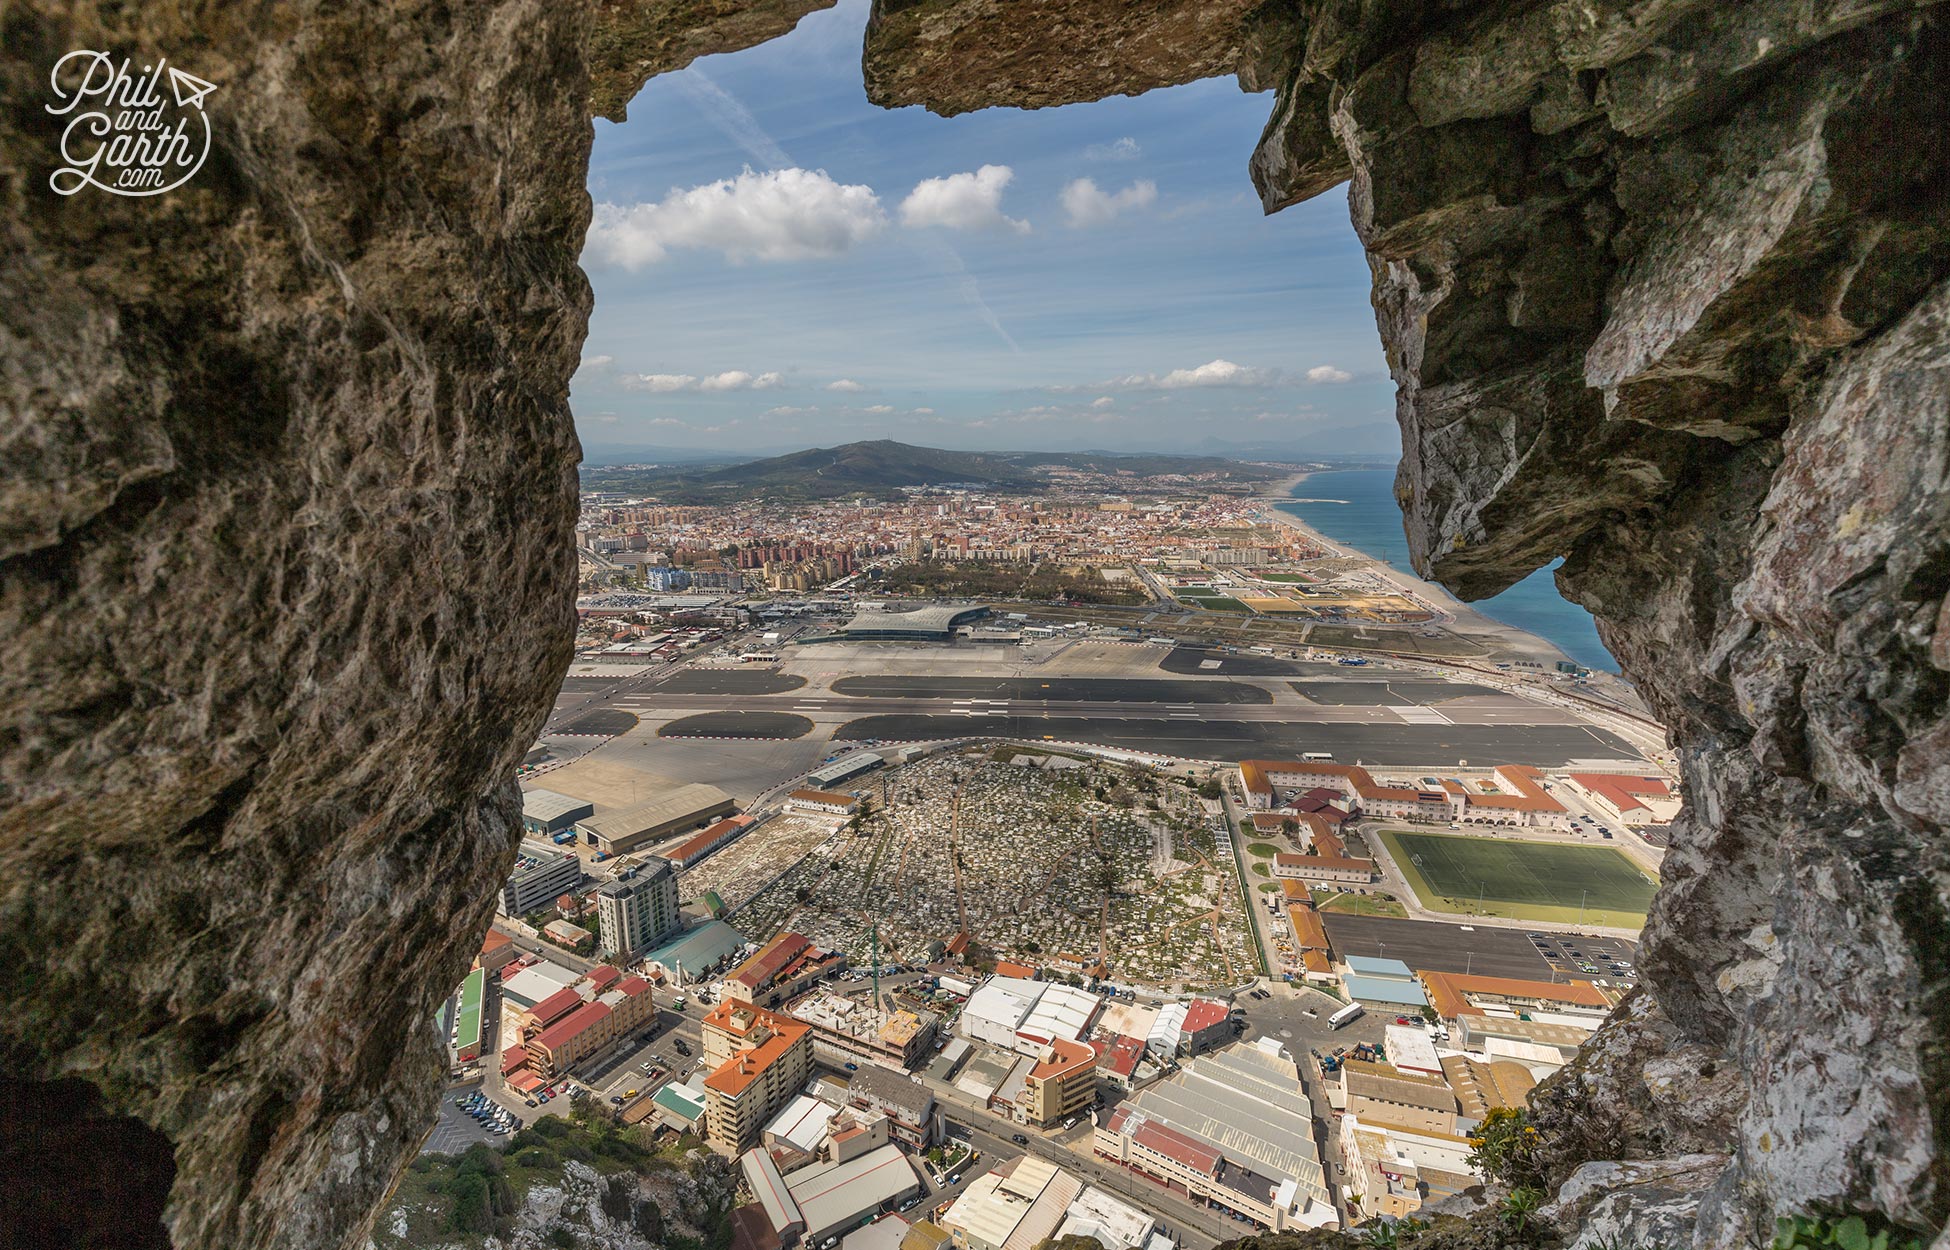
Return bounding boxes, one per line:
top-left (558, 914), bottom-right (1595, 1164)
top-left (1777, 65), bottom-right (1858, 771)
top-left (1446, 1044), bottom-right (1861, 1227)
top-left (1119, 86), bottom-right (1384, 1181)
top-left (1328, 1003), bottom-right (1365, 1030)
top-left (551, 831), bottom-right (575, 845)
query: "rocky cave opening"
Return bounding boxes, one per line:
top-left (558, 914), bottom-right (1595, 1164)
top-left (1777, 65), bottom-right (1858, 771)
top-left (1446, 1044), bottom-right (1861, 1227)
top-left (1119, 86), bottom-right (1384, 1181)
top-left (2, 2), bottom-right (1946, 1250)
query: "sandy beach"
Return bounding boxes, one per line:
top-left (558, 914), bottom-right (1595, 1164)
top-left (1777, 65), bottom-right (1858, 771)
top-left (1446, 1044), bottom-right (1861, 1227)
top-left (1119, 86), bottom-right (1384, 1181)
top-left (1251, 471), bottom-right (1576, 668)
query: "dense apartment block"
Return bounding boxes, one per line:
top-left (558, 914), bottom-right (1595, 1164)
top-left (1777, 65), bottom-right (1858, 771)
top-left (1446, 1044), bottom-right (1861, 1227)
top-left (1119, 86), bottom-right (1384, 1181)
top-left (702, 1001), bottom-right (815, 1154)
top-left (596, 858), bottom-right (681, 958)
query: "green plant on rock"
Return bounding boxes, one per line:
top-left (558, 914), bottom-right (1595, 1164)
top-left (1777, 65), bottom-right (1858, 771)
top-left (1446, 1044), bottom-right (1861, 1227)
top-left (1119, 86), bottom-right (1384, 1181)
top-left (1467, 1106), bottom-right (1548, 1191)
top-left (1772, 1215), bottom-right (1927, 1250)
top-left (1500, 1186), bottom-right (1546, 1243)
top-left (1358, 1216), bottom-right (1427, 1248)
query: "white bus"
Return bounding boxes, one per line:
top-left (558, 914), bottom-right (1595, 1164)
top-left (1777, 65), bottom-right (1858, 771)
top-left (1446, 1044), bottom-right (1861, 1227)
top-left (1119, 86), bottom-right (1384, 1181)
top-left (1328, 1004), bottom-right (1365, 1030)
top-left (1302, 752), bottom-right (1334, 761)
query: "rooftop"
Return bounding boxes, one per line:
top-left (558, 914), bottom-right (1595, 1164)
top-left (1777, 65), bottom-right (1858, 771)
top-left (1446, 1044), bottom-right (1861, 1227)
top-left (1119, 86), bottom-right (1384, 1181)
top-left (521, 787), bottom-right (593, 822)
top-left (577, 784), bottom-right (734, 838)
top-left (1419, 969), bottom-right (1610, 1020)
top-left (533, 1000), bottom-right (611, 1054)
top-left (784, 1143), bottom-right (922, 1239)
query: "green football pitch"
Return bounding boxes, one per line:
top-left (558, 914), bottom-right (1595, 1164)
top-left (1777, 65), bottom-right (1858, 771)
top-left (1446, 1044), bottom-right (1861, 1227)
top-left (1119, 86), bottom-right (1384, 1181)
top-left (1376, 829), bottom-right (1659, 926)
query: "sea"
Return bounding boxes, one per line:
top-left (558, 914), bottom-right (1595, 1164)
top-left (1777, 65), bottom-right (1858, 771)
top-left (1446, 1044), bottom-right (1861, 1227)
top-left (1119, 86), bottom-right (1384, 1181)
top-left (1275, 468), bottom-right (1618, 672)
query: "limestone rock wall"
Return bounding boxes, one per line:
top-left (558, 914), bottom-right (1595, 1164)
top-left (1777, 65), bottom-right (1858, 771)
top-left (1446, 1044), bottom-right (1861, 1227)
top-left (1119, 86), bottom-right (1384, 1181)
top-left (1, 3), bottom-right (587, 1248)
top-left (863, 1), bottom-right (1950, 1243)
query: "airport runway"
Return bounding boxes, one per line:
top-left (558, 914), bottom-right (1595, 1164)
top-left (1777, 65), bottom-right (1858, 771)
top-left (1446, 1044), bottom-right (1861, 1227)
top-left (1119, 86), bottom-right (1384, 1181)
top-left (824, 715), bottom-right (1641, 765)
top-left (1159, 648), bottom-right (1338, 677)
top-left (830, 675), bottom-right (1274, 704)
top-left (610, 692), bottom-right (1593, 729)
top-left (1289, 680), bottom-right (1499, 706)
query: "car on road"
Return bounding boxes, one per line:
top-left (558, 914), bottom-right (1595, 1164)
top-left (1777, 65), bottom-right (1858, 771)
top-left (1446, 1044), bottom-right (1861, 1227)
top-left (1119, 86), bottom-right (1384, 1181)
top-left (609, 1095), bottom-right (624, 1105)
top-left (1395, 1016), bottom-right (1414, 1025)
top-left (844, 1062), bottom-right (859, 1071)
top-left (1011, 1134), bottom-right (1028, 1145)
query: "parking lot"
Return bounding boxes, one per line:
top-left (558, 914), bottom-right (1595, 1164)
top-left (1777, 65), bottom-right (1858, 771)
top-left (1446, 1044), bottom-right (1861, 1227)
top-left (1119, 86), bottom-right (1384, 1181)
top-left (1319, 912), bottom-right (1639, 987)
top-left (420, 1091), bottom-right (503, 1155)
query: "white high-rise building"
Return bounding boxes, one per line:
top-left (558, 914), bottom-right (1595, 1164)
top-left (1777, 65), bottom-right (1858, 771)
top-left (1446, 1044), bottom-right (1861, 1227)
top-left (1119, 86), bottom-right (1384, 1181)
top-left (597, 858), bottom-right (680, 958)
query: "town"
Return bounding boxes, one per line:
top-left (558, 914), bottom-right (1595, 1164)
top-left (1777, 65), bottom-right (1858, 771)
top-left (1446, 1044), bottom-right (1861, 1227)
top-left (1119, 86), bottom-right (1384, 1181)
top-left (377, 473), bottom-right (1677, 1250)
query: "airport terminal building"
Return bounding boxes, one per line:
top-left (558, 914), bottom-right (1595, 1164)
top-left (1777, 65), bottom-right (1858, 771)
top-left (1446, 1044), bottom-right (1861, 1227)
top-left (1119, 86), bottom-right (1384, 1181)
top-left (831, 602), bottom-right (991, 641)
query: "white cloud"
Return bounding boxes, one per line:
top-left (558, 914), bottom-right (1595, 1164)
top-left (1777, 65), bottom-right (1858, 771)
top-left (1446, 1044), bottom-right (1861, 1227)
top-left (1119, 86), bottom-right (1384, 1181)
top-left (826, 378), bottom-right (867, 392)
top-left (1061, 359), bottom-right (1287, 393)
top-left (579, 354), bottom-right (613, 370)
top-left (621, 370), bottom-right (785, 393)
top-left (586, 167), bottom-right (886, 268)
top-left (911, 407), bottom-right (935, 415)
top-left (1084, 137), bottom-right (1142, 161)
top-left (899, 165), bottom-right (1029, 234)
top-left (699, 370), bottom-right (784, 391)
top-left (1306, 365), bottom-right (1354, 383)
top-left (1090, 396), bottom-right (1115, 410)
top-left (764, 405), bottom-right (817, 417)
top-left (862, 404), bottom-right (895, 414)
top-left (1159, 359), bottom-right (1272, 388)
top-left (620, 373), bottom-right (697, 392)
top-left (1060, 178), bottom-right (1158, 228)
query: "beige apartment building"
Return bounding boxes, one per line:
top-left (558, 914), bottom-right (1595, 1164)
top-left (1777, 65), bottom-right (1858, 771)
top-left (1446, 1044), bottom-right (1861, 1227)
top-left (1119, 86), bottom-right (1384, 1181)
top-left (701, 1001), bottom-right (814, 1154)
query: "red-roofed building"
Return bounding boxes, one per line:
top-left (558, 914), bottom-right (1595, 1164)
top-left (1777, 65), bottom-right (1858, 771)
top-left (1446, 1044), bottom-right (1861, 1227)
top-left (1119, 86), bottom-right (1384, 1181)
top-left (724, 932), bottom-right (845, 1009)
top-left (668, 815), bottom-right (755, 869)
top-left (500, 1044), bottom-right (528, 1077)
top-left (530, 1001), bottom-right (612, 1075)
top-left (783, 789), bottom-right (860, 816)
top-left (700, 1002), bottom-right (815, 1154)
top-left (524, 986), bottom-right (586, 1032)
top-left (477, 928), bottom-right (518, 974)
top-left (1240, 760), bottom-right (1569, 829)
top-left (1565, 773), bottom-right (1682, 825)
top-left (1273, 852), bottom-right (1380, 887)
top-left (1095, 1104), bottom-right (1223, 1187)
top-left (509, 967), bottom-right (656, 1078)
top-left (1178, 999), bottom-right (1234, 1056)
top-left (994, 960), bottom-right (1038, 980)
top-left (1094, 1033), bottom-right (1148, 1091)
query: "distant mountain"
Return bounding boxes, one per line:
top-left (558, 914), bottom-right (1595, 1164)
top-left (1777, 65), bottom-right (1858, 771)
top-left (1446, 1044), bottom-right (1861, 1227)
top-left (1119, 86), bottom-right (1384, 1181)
top-left (576, 439), bottom-right (1292, 500)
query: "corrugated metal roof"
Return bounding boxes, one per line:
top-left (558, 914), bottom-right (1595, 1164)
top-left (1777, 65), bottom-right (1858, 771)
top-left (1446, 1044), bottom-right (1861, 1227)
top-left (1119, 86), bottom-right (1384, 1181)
top-left (1342, 974), bottom-right (1429, 1006)
top-left (786, 1144), bottom-right (920, 1240)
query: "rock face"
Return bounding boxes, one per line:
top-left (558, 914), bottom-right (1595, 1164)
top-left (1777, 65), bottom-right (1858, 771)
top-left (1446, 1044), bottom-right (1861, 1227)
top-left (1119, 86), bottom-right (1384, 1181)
top-left (863, 1), bottom-right (1950, 1244)
top-left (0, 3), bottom-right (591, 1248)
top-left (1, 2), bottom-right (1944, 1250)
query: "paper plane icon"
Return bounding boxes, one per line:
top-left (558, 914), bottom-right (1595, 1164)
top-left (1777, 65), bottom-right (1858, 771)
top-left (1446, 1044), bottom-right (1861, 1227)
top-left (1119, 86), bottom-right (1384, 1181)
top-left (168, 66), bottom-right (218, 110)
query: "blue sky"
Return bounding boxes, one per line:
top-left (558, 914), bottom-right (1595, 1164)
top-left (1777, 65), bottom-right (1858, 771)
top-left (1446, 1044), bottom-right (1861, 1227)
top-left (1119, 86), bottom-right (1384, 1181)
top-left (574, 0), bottom-right (1395, 459)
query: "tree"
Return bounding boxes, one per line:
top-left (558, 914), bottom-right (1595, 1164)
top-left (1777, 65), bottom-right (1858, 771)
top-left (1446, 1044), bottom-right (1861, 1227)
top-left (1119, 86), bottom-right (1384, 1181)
top-left (448, 1174), bottom-right (492, 1234)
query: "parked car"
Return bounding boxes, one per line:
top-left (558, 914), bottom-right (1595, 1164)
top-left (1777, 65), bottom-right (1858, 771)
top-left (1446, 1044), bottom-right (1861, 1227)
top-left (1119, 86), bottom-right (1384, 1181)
top-left (1011, 1134), bottom-right (1028, 1145)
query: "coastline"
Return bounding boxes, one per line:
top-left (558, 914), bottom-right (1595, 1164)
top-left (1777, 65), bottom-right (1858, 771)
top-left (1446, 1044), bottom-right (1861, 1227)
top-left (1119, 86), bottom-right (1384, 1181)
top-left (1252, 471), bottom-right (1576, 669)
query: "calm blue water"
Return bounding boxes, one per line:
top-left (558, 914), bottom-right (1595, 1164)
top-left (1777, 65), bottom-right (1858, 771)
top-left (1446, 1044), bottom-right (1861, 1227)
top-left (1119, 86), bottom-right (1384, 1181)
top-left (1276, 468), bottom-right (1617, 672)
